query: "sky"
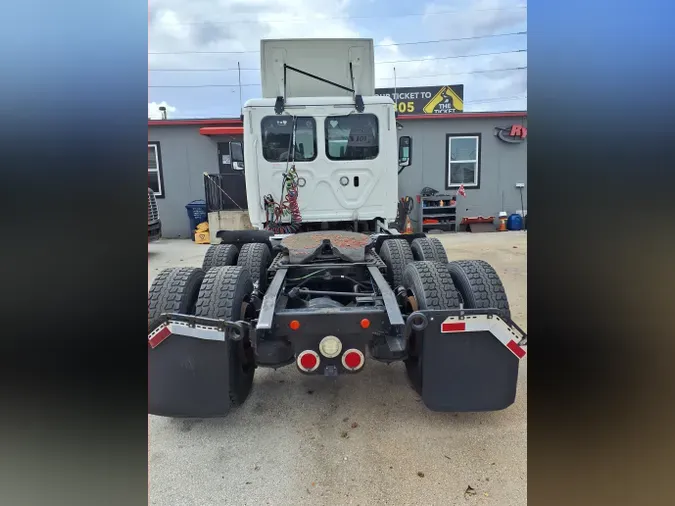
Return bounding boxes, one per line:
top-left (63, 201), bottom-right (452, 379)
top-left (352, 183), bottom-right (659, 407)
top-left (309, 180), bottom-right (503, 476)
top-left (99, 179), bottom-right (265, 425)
top-left (148, 0), bottom-right (527, 119)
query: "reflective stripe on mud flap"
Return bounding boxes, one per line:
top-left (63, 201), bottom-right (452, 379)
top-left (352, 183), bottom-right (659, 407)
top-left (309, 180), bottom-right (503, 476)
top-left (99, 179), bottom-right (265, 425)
top-left (440, 315), bottom-right (526, 359)
top-left (148, 322), bottom-right (227, 349)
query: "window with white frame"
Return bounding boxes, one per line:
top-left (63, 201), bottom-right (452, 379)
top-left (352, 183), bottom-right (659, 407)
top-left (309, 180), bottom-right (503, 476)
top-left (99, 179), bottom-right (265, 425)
top-left (447, 134), bottom-right (480, 188)
top-left (148, 142), bottom-right (165, 197)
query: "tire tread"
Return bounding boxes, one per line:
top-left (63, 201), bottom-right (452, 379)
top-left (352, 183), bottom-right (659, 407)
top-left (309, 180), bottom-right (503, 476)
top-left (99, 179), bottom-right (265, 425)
top-left (236, 243), bottom-right (272, 290)
top-left (202, 244), bottom-right (239, 271)
top-left (411, 237), bottom-right (449, 263)
top-left (194, 266), bottom-right (255, 406)
top-left (401, 261), bottom-right (460, 394)
top-left (447, 260), bottom-right (511, 318)
top-left (379, 239), bottom-right (415, 288)
top-left (148, 267), bottom-right (205, 331)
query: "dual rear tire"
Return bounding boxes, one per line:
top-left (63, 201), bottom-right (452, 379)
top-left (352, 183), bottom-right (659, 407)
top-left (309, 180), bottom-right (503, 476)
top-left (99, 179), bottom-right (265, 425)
top-left (379, 237), bottom-right (448, 290)
top-left (202, 243), bottom-right (273, 291)
top-left (402, 258), bottom-right (511, 394)
top-left (148, 264), bottom-right (257, 416)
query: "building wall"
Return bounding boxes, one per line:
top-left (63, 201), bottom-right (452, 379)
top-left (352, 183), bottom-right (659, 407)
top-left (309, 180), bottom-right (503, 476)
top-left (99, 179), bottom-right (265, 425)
top-left (149, 115), bottom-right (526, 237)
top-left (397, 117), bottom-right (527, 228)
top-left (149, 126), bottom-right (241, 238)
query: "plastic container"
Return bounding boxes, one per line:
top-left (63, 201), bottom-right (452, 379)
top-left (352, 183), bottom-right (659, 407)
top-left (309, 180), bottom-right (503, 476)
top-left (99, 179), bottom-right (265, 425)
top-left (507, 213), bottom-right (523, 231)
top-left (185, 200), bottom-right (207, 240)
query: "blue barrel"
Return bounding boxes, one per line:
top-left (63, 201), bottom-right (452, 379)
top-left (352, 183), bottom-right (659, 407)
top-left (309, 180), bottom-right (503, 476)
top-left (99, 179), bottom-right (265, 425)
top-left (507, 213), bottom-right (523, 231)
top-left (185, 200), bottom-right (207, 240)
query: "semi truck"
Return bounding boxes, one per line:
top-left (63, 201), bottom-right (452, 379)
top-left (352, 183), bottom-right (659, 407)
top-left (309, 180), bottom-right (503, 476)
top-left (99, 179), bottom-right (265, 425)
top-left (148, 38), bottom-right (527, 418)
top-left (148, 187), bottom-right (161, 242)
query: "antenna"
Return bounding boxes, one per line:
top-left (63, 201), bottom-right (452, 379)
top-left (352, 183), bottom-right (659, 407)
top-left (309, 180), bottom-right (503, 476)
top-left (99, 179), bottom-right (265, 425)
top-left (237, 61), bottom-right (243, 113)
top-left (393, 66), bottom-right (398, 115)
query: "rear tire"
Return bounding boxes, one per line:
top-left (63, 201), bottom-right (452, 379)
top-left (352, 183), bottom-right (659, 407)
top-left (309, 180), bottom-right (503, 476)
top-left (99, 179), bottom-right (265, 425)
top-left (402, 261), bottom-right (460, 394)
top-left (237, 243), bottom-right (272, 291)
top-left (195, 266), bottom-right (256, 407)
top-left (379, 239), bottom-right (414, 289)
top-left (411, 237), bottom-right (449, 263)
top-left (447, 260), bottom-right (511, 319)
top-left (202, 244), bottom-right (239, 271)
top-left (148, 267), bottom-right (205, 332)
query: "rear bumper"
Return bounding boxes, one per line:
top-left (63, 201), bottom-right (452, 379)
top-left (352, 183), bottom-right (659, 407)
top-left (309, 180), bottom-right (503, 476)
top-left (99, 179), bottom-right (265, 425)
top-left (148, 309), bottom-right (526, 417)
top-left (148, 220), bottom-right (162, 242)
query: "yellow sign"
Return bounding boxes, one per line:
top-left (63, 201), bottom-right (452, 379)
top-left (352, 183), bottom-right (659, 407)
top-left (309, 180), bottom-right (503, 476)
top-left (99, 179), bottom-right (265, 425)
top-left (423, 86), bottom-right (464, 114)
top-left (375, 85), bottom-right (464, 115)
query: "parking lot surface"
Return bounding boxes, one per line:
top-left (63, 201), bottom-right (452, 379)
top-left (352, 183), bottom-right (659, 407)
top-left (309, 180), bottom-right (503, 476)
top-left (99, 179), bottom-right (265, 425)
top-left (149, 231), bottom-right (527, 506)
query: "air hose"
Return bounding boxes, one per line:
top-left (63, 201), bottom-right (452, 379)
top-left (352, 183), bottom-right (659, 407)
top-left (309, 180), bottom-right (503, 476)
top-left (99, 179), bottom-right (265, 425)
top-left (263, 116), bottom-right (303, 234)
top-left (263, 166), bottom-right (302, 234)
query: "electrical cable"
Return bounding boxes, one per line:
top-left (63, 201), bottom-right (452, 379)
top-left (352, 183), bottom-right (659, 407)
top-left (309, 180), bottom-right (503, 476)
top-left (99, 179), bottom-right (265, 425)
top-left (149, 66), bottom-right (527, 88)
top-left (149, 49), bottom-right (526, 72)
top-left (150, 31), bottom-right (526, 55)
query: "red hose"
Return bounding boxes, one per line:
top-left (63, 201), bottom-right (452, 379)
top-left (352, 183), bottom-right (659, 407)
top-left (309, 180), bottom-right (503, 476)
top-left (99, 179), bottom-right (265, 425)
top-left (264, 167), bottom-right (302, 234)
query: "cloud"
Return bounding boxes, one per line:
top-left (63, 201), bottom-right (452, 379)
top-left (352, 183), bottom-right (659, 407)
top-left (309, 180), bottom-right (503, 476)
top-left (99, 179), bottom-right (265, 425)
top-left (148, 0), bottom-right (527, 116)
top-left (148, 101), bottom-right (177, 119)
top-left (149, 0), bottom-right (362, 116)
top-left (373, 1), bottom-right (527, 111)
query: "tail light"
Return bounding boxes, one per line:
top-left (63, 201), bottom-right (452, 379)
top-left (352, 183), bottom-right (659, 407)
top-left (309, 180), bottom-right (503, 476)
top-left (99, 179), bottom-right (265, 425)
top-left (342, 349), bottom-right (365, 371)
top-left (297, 350), bottom-right (320, 372)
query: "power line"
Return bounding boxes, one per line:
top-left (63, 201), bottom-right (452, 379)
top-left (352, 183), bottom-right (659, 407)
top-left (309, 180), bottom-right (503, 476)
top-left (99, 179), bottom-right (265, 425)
top-left (151, 95), bottom-right (526, 121)
top-left (149, 5), bottom-right (527, 28)
top-left (148, 65), bottom-right (527, 87)
top-left (149, 31), bottom-right (527, 55)
top-left (376, 49), bottom-right (526, 66)
top-left (468, 94), bottom-right (527, 104)
top-left (149, 49), bottom-right (526, 72)
top-left (385, 66), bottom-right (527, 81)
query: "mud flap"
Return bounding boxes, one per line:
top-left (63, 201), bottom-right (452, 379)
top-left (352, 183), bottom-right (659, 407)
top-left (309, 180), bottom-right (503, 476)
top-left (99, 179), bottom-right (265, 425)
top-left (421, 330), bottom-right (519, 412)
top-left (149, 335), bottom-right (231, 418)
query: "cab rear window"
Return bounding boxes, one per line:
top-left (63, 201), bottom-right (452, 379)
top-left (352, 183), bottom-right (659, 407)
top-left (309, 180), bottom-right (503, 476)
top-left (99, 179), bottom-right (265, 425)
top-left (325, 114), bottom-right (379, 161)
top-left (261, 116), bottom-right (317, 162)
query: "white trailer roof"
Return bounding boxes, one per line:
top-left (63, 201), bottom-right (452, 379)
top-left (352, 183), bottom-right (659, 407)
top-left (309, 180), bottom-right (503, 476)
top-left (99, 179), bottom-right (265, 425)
top-left (260, 38), bottom-right (375, 99)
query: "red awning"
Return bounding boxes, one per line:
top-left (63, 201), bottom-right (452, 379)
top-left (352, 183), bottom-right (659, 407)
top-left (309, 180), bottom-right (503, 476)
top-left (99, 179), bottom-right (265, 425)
top-left (199, 126), bottom-right (244, 136)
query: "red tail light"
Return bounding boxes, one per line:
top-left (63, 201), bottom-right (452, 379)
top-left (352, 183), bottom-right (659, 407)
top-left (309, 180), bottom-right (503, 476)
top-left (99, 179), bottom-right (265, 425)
top-left (297, 350), bottom-right (320, 372)
top-left (342, 349), bottom-right (365, 371)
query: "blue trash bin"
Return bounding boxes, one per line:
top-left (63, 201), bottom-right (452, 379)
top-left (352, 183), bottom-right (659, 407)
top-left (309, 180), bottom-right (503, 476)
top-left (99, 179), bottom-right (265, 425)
top-left (506, 213), bottom-right (523, 231)
top-left (185, 200), bottom-right (207, 241)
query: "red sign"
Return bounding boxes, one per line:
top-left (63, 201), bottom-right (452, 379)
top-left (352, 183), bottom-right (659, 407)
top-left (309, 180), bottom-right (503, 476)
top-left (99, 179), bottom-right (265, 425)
top-left (495, 124), bottom-right (527, 143)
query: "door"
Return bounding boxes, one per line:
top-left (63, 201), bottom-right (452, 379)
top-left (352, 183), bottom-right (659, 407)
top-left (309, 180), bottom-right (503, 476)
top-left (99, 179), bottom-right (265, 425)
top-left (217, 142), bottom-right (248, 210)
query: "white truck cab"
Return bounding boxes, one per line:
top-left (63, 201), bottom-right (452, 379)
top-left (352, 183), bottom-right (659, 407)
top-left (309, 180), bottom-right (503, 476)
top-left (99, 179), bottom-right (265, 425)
top-left (230, 38), bottom-right (412, 232)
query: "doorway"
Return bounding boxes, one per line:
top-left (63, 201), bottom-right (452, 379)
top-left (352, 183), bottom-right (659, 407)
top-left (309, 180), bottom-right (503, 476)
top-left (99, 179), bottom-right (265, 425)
top-left (215, 141), bottom-right (248, 210)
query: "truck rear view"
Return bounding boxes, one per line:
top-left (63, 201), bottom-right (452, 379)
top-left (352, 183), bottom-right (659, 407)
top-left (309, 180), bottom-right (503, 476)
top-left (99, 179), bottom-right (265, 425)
top-left (147, 38), bottom-right (526, 419)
